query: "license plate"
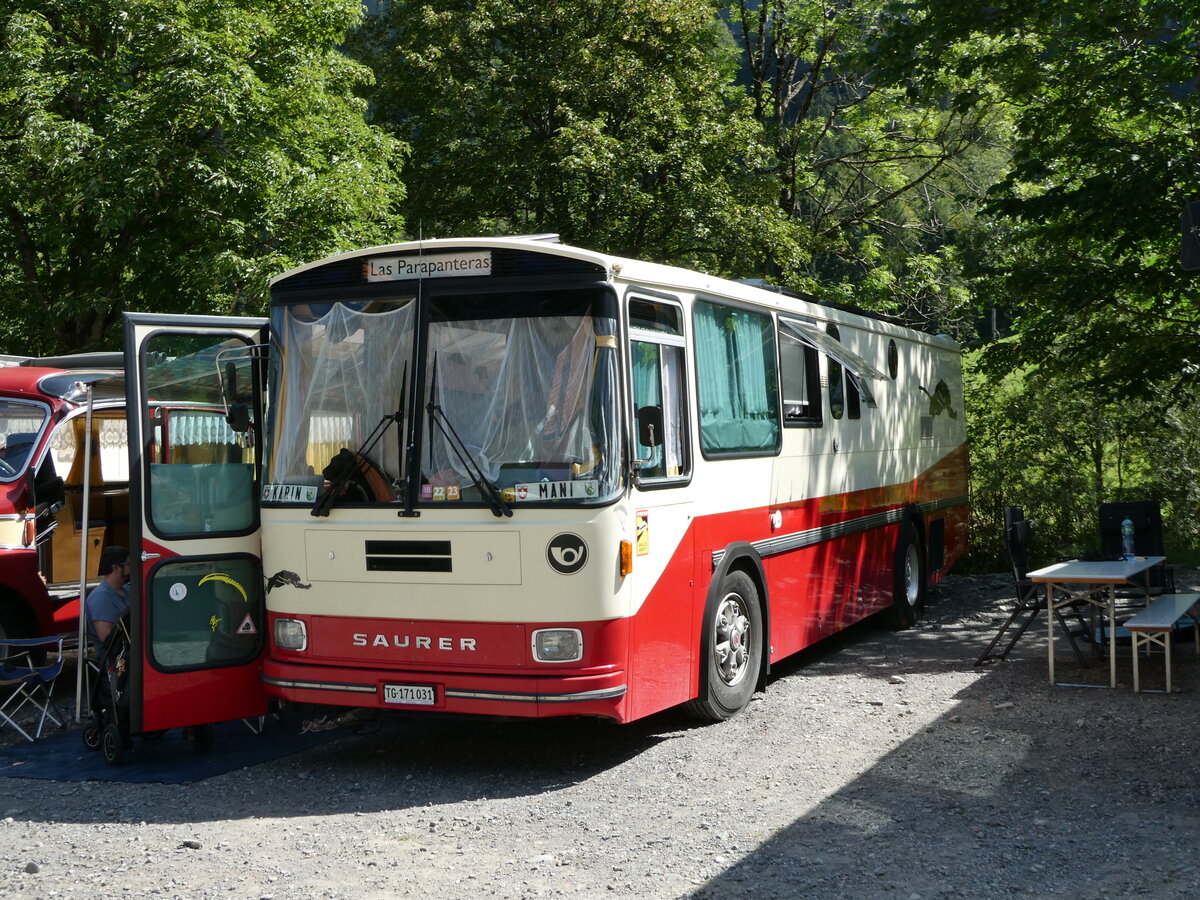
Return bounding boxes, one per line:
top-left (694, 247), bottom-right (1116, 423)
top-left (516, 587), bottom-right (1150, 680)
top-left (382, 683), bottom-right (436, 706)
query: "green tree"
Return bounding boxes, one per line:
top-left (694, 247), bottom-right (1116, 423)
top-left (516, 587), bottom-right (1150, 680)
top-left (727, 0), bottom-right (1007, 334)
top-left (0, 0), bottom-right (406, 354)
top-left (355, 0), bottom-right (802, 276)
top-left (877, 0), bottom-right (1200, 392)
top-left (963, 346), bottom-right (1200, 572)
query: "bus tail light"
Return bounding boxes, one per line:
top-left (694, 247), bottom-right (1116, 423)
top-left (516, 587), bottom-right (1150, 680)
top-left (620, 540), bottom-right (633, 576)
top-left (532, 628), bottom-right (583, 663)
top-left (274, 618), bottom-right (308, 651)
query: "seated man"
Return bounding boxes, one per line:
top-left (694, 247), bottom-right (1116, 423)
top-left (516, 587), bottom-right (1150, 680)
top-left (85, 545), bottom-right (131, 647)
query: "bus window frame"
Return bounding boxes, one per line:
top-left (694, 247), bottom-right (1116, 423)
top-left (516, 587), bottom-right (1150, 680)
top-left (265, 276), bottom-right (625, 510)
top-left (0, 398), bottom-right (51, 483)
top-left (139, 329), bottom-right (263, 542)
top-left (627, 295), bottom-right (692, 490)
top-left (777, 317), bottom-right (824, 429)
top-left (692, 297), bottom-right (782, 461)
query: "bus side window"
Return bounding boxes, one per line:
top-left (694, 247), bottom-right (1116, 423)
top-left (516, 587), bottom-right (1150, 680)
top-left (828, 358), bottom-right (845, 420)
top-left (825, 323), bottom-right (853, 421)
top-left (693, 300), bottom-right (780, 457)
top-left (779, 329), bottom-right (822, 427)
top-left (846, 371), bottom-right (861, 420)
top-left (629, 298), bottom-right (689, 482)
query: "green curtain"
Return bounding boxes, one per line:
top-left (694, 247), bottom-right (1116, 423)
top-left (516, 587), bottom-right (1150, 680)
top-left (694, 302), bottom-right (780, 455)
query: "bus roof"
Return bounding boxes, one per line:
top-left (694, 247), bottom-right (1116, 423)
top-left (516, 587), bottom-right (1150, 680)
top-left (270, 236), bottom-right (959, 351)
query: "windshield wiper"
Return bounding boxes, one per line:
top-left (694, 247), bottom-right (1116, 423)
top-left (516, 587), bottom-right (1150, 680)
top-left (312, 367), bottom-right (408, 517)
top-left (425, 354), bottom-right (512, 518)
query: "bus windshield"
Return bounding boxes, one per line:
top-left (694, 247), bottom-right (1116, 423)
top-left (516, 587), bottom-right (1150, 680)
top-left (264, 287), bottom-right (621, 507)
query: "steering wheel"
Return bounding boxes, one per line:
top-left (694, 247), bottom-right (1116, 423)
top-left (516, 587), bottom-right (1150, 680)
top-left (0, 458), bottom-right (15, 478)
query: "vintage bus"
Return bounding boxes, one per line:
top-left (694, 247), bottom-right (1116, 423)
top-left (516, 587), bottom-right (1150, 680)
top-left (114, 235), bottom-right (967, 734)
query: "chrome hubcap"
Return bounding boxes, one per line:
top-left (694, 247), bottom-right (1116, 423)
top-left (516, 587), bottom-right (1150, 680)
top-left (904, 544), bottom-right (920, 607)
top-left (714, 593), bottom-right (751, 686)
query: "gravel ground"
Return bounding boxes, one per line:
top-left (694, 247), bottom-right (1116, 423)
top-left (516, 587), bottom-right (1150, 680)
top-left (3, 571), bottom-right (1200, 899)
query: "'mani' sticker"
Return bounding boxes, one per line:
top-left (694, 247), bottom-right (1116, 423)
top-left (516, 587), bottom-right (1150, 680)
top-left (636, 510), bottom-right (650, 556)
top-left (512, 480), bottom-right (599, 501)
top-left (236, 614), bottom-right (257, 635)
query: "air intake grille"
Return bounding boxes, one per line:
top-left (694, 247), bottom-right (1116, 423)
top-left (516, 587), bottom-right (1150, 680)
top-left (365, 540), bottom-right (452, 573)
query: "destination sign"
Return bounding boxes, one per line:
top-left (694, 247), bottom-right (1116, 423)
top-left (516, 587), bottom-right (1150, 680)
top-left (366, 251), bottom-right (492, 282)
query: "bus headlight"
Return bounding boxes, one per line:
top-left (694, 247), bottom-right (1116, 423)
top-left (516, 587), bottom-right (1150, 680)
top-left (532, 628), bottom-right (583, 663)
top-left (274, 618), bottom-right (307, 651)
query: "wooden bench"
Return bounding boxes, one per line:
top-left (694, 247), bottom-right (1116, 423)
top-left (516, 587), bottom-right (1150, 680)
top-left (1124, 593), bottom-right (1200, 693)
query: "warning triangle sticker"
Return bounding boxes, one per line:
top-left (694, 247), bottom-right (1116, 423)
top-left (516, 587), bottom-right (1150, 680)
top-left (236, 614), bottom-right (257, 635)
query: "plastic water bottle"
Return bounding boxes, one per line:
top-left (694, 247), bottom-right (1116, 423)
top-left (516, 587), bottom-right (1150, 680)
top-left (1121, 517), bottom-right (1135, 559)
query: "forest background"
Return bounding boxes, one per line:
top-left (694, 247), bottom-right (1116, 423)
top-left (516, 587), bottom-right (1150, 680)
top-left (1, 0), bottom-right (1197, 571)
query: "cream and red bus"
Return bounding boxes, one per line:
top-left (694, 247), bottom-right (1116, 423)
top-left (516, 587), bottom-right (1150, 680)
top-left (120, 235), bottom-right (967, 733)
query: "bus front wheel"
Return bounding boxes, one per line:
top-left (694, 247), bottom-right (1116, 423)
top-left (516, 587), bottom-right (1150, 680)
top-left (686, 570), bottom-right (762, 722)
top-left (887, 521), bottom-right (925, 630)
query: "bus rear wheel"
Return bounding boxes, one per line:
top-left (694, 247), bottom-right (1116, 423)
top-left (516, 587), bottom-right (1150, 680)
top-left (887, 521), bottom-right (925, 630)
top-left (686, 570), bottom-right (762, 722)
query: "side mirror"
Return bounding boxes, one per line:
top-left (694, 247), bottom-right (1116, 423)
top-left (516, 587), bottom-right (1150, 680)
top-left (634, 405), bottom-right (663, 465)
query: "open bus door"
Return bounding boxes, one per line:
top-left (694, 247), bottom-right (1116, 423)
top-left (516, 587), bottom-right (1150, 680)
top-left (122, 313), bottom-right (269, 735)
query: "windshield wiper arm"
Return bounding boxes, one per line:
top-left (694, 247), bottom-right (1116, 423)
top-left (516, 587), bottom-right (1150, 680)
top-left (425, 354), bottom-right (512, 518)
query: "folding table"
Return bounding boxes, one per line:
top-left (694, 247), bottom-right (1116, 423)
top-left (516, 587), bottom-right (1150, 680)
top-left (1028, 556), bottom-right (1165, 688)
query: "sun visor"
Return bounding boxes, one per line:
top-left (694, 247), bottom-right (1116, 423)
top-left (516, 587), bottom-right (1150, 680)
top-left (779, 318), bottom-right (885, 407)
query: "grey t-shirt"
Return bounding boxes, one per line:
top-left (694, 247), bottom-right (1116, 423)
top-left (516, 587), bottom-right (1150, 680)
top-left (85, 581), bottom-right (130, 647)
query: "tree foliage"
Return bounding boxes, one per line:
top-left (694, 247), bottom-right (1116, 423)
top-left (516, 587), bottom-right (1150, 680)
top-left (355, 0), bottom-right (803, 276)
top-left (727, 0), bottom-right (1008, 335)
top-left (965, 348), bottom-right (1200, 571)
top-left (878, 0), bottom-right (1200, 393)
top-left (0, 0), bottom-right (406, 354)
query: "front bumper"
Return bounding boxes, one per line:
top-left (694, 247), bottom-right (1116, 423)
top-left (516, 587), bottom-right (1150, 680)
top-left (261, 659), bottom-right (629, 721)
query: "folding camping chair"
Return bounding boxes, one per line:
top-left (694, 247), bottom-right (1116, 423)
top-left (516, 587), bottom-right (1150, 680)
top-left (976, 506), bottom-right (1092, 666)
top-left (0, 633), bottom-right (66, 741)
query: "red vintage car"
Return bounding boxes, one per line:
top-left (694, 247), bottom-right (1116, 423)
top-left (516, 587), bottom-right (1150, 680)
top-left (0, 354), bottom-right (126, 642)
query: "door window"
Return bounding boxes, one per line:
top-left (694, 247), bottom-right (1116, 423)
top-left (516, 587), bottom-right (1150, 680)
top-left (630, 298), bottom-right (689, 483)
top-left (141, 332), bottom-right (258, 538)
top-left (631, 340), bottom-right (689, 481)
top-left (147, 556), bottom-right (263, 671)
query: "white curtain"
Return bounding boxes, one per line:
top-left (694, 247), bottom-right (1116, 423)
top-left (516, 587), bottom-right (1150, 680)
top-left (271, 301), bottom-right (416, 482)
top-left (425, 315), bottom-right (596, 484)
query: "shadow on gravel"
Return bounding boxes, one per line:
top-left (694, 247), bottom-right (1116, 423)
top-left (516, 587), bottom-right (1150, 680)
top-left (0, 708), bottom-right (682, 824)
top-left (691, 573), bottom-right (1200, 898)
